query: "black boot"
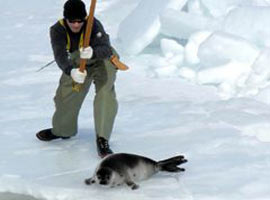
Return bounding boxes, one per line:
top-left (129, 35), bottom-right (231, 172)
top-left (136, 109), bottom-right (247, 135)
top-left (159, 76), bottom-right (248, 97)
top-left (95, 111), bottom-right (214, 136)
top-left (36, 129), bottom-right (70, 141)
top-left (96, 137), bottom-right (113, 158)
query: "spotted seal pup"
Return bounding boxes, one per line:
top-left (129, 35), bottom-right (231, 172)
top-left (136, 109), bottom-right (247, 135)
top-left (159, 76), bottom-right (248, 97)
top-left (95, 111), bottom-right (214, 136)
top-left (85, 153), bottom-right (187, 189)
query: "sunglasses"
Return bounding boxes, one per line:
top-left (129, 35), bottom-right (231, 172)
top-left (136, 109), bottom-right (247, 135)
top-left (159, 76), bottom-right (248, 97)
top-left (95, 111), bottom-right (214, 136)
top-left (68, 19), bottom-right (85, 24)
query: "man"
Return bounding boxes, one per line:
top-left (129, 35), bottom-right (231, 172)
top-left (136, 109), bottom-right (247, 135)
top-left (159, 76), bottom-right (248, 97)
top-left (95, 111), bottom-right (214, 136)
top-left (36, 0), bottom-right (118, 158)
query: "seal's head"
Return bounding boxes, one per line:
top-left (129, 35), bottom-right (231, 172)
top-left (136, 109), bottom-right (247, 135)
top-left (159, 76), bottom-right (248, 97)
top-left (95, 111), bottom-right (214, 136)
top-left (95, 167), bottom-right (113, 186)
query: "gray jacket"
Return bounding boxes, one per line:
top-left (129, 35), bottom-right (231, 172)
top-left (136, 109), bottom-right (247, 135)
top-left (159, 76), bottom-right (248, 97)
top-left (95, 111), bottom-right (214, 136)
top-left (50, 18), bottom-right (113, 75)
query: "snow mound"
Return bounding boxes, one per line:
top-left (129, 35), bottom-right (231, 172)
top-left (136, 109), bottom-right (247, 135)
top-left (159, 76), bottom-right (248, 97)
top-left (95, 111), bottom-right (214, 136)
top-left (116, 0), bottom-right (187, 55)
top-left (160, 9), bottom-right (220, 40)
top-left (223, 6), bottom-right (270, 47)
top-left (198, 32), bottom-right (260, 67)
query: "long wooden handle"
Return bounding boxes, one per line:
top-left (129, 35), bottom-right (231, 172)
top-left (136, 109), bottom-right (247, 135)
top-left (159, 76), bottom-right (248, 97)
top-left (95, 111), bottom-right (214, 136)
top-left (79, 0), bottom-right (97, 73)
top-left (72, 0), bottom-right (97, 92)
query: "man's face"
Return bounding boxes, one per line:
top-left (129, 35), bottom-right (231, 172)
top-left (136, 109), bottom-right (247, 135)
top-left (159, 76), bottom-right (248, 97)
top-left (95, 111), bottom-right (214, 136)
top-left (66, 19), bottom-right (84, 33)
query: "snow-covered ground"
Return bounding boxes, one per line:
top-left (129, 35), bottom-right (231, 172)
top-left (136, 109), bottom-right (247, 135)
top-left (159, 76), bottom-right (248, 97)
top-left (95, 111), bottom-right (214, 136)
top-left (1, 0), bottom-right (270, 200)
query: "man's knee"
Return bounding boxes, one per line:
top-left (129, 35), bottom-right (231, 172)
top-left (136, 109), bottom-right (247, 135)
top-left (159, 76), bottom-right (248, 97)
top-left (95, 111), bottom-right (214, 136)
top-left (96, 85), bottom-right (116, 99)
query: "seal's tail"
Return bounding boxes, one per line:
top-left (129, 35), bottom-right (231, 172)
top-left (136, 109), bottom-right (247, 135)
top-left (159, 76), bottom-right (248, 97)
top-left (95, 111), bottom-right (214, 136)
top-left (157, 155), bottom-right (187, 172)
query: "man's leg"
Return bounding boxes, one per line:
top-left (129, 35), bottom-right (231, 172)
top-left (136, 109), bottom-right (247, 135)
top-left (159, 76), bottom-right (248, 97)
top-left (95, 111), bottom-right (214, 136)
top-left (93, 59), bottom-right (118, 140)
top-left (93, 59), bottom-right (118, 157)
top-left (52, 73), bottom-right (92, 137)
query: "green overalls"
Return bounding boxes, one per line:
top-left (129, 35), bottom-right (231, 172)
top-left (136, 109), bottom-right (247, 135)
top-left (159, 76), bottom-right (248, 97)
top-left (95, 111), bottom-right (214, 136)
top-left (51, 19), bottom-right (118, 140)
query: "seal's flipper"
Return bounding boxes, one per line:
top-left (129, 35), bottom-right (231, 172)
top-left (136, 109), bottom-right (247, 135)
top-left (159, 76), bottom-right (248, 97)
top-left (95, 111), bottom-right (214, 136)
top-left (85, 177), bottom-right (96, 185)
top-left (126, 180), bottom-right (139, 190)
top-left (157, 155), bottom-right (187, 172)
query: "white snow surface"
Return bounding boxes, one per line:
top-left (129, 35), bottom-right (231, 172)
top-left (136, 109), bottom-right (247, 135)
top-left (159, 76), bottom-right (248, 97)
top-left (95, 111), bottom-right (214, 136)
top-left (1, 0), bottom-right (270, 200)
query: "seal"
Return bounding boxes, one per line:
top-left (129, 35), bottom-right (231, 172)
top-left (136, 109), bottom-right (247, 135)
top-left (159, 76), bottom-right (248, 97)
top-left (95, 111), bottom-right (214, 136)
top-left (85, 153), bottom-right (187, 189)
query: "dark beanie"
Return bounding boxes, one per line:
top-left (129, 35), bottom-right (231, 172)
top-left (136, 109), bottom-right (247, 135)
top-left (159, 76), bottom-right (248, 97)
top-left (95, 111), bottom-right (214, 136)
top-left (63, 0), bottom-right (87, 20)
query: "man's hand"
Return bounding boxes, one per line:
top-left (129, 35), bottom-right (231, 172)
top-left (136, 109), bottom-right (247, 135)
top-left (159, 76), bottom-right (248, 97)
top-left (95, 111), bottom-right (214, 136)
top-left (80, 46), bottom-right (93, 59)
top-left (71, 68), bottom-right (87, 83)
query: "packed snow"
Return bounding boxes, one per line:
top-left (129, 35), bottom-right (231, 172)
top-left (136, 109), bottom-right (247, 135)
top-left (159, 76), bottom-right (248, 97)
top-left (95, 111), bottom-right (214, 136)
top-left (1, 0), bottom-right (270, 200)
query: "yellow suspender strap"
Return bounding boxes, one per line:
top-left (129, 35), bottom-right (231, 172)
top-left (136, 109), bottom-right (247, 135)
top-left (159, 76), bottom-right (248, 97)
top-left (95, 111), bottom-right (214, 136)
top-left (58, 19), bottom-right (84, 51)
top-left (79, 32), bottom-right (84, 49)
top-left (59, 19), bottom-right (71, 51)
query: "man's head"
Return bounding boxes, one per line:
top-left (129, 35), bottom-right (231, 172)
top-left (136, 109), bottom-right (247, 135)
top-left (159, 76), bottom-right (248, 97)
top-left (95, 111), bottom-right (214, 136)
top-left (63, 0), bottom-right (87, 33)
